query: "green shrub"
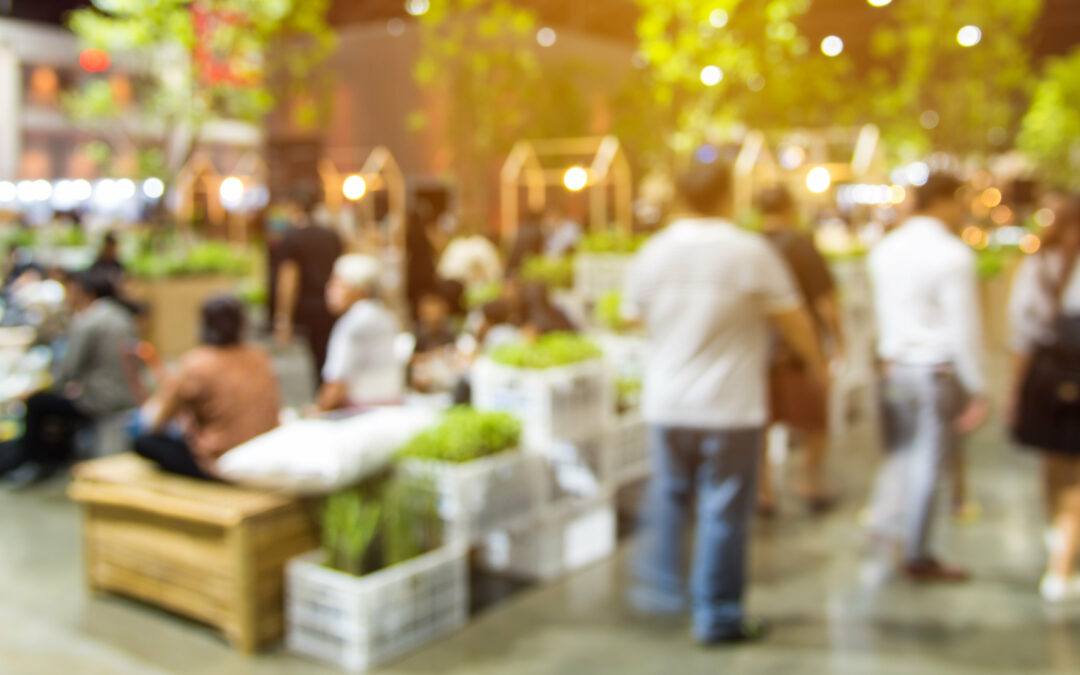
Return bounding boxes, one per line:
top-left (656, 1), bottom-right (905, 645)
top-left (489, 331), bottom-right (602, 369)
top-left (465, 281), bottom-right (503, 310)
top-left (127, 241), bottom-right (253, 279)
top-left (520, 255), bottom-right (573, 289)
top-left (322, 471), bottom-right (441, 577)
top-left (594, 291), bottom-right (629, 333)
top-left (578, 230), bottom-right (647, 255)
top-left (397, 407), bottom-right (521, 464)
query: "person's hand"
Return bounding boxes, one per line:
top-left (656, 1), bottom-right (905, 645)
top-left (954, 396), bottom-right (989, 434)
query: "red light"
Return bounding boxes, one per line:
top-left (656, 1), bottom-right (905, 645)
top-left (79, 48), bottom-right (111, 73)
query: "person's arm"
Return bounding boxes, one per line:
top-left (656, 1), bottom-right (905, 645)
top-left (814, 293), bottom-right (845, 358)
top-left (57, 318), bottom-right (93, 394)
top-left (316, 381), bottom-right (348, 413)
top-left (768, 307), bottom-right (828, 381)
top-left (275, 260), bottom-right (300, 345)
top-left (942, 252), bottom-right (988, 432)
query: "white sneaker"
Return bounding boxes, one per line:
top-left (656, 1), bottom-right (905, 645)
top-left (1045, 528), bottom-right (1064, 557)
top-left (1040, 574), bottom-right (1080, 603)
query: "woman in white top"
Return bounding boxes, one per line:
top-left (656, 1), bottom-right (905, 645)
top-left (1008, 196), bottom-right (1080, 602)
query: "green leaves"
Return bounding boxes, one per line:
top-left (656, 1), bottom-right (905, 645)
top-left (577, 230), bottom-right (647, 254)
top-left (126, 241), bottom-right (253, 279)
top-left (322, 472), bottom-right (441, 576)
top-left (1018, 48), bottom-right (1080, 188)
top-left (489, 332), bottom-right (602, 369)
top-left (520, 255), bottom-right (574, 290)
top-left (398, 407), bottom-right (522, 463)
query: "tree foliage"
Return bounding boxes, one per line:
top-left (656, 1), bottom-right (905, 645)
top-left (1018, 48), bottom-right (1080, 189)
top-left (65, 0), bottom-right (335, 178)
top-left (866, 0), bottom-right (1040, 159)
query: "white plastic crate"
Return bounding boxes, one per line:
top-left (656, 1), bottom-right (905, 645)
top-left (400, 450), bottom-right (546, 544)
top-left (532, 434), bottom-right (614, 502)
top-left (609, 412), bottom-right (649, 486)
top-left (472, 358), bottom-right (610, 446)
top-left (286, 545), bottom-right (468, 672)
top-left (574, 253), bottom-right (633, 302)
top-left (479, 494), bottom-right (616, 582)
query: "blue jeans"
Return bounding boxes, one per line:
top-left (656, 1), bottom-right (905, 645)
top-left (631, 425), bottom-right (763, 641)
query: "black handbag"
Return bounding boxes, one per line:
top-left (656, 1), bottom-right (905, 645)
top-left (1014, 254), bottom-right (1080, 453)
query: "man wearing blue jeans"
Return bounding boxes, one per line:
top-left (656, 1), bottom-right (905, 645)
top-left (622, 162), bottom-right (827, 645)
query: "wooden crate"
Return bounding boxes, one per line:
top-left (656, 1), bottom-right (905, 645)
top-left (68, 454), bottom-right (318, 653)
top-left (126, 276), bottom-right (237, 358)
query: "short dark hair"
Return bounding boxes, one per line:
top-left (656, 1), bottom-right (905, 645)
top-left (915, 174), bottom-right (963, 211)
top-left (757, 185), bottom-right (795, 216)
top-left (71, 267), bottom-right (118, 300)
top-left (676, 161), bottom-right (733, 215)
top-left (200, 295), bottom-right (245, 347)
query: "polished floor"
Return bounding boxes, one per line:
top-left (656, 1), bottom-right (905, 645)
top-left (2, 352), bottom-right (1079, 674)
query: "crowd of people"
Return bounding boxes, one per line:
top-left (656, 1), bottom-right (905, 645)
top-left (1, 159), bottom-right (1079, 645)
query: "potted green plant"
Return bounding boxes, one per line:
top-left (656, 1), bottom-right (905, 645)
top-left (287, 471), bottom-right (467, 672)
top-left (396, 407), bottom-right (544, 543)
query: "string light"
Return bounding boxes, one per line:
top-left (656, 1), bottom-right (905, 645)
top-left (343, 175), bottom-right (367, 201)
top-left (564, 167), bottom-right (588, 192)
top-left (821, 36), bottom-right (844, 57)
top-left (700, 65), bottom-right (723, 86)
top-left (806, 167), bottom-right (832, 194)
top-left (957, 25), bottom-right (982, 47)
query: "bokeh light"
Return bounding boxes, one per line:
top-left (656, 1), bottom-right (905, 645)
top-left (957, 25), bottom-right (982, 47)
top-left (821, 36), bottom-right (844, 57)
top-left (343, 175), bottom-right (368, 201)
top-left (564, 167), bottom-right (589, 192)
top-left (806, 167), bottom-right (832, 194)
top-left (537, 27), bottom-right (557, 47)
top-left (700, 65), bottom-right (723, 86)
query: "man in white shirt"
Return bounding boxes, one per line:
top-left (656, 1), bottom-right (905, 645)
top-left (316, 254), bottom-right (404, 412)
top-left (623, 161), bottom-right (827, 645)
top-left (867, 173), bottom-right (988, 583)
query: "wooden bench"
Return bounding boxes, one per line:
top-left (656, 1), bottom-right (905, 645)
top-left (68, 454), bottom-right (319, 653)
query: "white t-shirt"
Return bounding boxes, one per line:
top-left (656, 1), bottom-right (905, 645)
top-left (622, 219), bottom-right (801, 429)
top-left (323, 300), bottom-right (405, 405)
top-left (868, 216), bottom-right (985, 394)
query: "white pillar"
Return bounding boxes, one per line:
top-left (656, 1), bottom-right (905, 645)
top-left (0, 44), bottom-right (19, 181)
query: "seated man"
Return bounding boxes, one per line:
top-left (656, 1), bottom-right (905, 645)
top-left (316, 254), bottom-right (404, 412)
top-left (134, 296), bottom-right (282, 480)
top-left (0, 268), bottom-right (138, 483)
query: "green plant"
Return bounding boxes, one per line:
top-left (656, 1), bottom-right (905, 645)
top-left (466, 281), bottom-right (503, 310)
top-left (615, 376), bottom-right (643, 414)
top-left (322, 472), bottom-right (441, 577)
top-left (594, 291), bottom-right (629, 333)
top-left (237, 279), bottom-right (268, 308)
top-left (489, 332), bottom-right (602, 369)
top-left (126, 241), bottom-right (253, 279)
top-left (398, 407), bottom-right (521, 464)
top-left (520, 255), bottom-right (573, 289)
top-left (0, 227), bottom-right (36, 250)
top-left (578, 231), bottom-right (647, 255)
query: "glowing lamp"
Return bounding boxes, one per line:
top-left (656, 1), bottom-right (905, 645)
top-left (343, 175), bottom-right (368, 201)
top-left (563, 167), bottom-right (588, 192)
top-left (79, 48), bottom-right (111, 73)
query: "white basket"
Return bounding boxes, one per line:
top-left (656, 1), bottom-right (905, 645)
top-left (399, 450), bottom-right (546, 544)
top-left (609, 412), bottom-right (649, 486)
top-left (286, 545), bottom-right (468, 672)
top-left (574, 254), bottom-right (632, 302)
top-left (479, 494), bottom-right (616, 582)
top-left (531, 434), bottom-right (614, 502)
top-left (472, 358), bottom-right (610, 446)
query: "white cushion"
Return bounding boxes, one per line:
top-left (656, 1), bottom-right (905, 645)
top-left (215, 407), bottom-right (439, 495)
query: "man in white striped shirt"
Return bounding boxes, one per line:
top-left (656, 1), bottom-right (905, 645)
top-left (867, 173), bottom-right (988, 583)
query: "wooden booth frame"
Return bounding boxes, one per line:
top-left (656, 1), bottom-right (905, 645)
top-left (734, 124), bottom-right (884, 213)
top-left (500, 135), bottom-right (632, 246)
top-left (318, 146), bottom-right (407, 253)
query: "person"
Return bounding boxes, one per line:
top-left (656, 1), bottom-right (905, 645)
top-left (755, 185), bottom-right (845, 514)
top-left (521, 280), bottom-right (576, 335)
top-left (505, 211), bottom-right (545, 276)
top-left (275, 202), bottom-right (344, 386)
top-left (543, 206), bottom-right (583, 258)
top-left (265, 201), bottom-right (299, 332)
top-left (0, 268), bottom-right (138, 483)
top-left (134, 296), bottom-right (281, 480)
top-left (316, 254), bottom-right (404, 412)
top-left (623, 160), bottom-right (827, 645)
top-left (405, 203), bottom-right (448, 321)
top-left (89, 232), bottom-right (124, 280)
top-left (865, 173), bottom-right (988, 583)
top-left (1007, 195), bottom-right (1080, 602)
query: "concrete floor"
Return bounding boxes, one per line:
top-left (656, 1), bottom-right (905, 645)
top-left (3, 349), bottom-right (1080, 674)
